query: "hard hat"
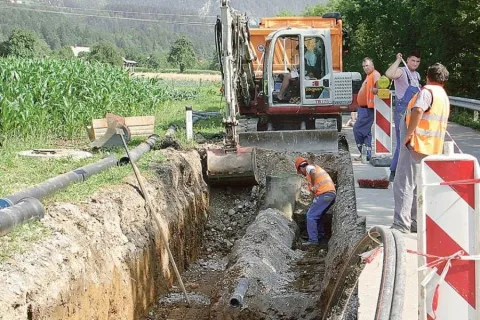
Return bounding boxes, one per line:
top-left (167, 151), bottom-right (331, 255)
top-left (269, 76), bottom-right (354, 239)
top-left (295, 157), bottom-right (308, 172)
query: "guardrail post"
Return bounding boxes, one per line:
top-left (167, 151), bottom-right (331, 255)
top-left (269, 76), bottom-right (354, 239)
top-left (474, 110), bottom-right (479, 122)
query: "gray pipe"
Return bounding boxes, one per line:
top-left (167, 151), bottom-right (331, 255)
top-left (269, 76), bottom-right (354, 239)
top-left (229, 277), bottom-right (249, 308)
top-left (0, 198), bottom-right (45, 236)
top-left (119, 134), bottom-right (159, 166)
top-left (0, 156), bottom-right (118, 209)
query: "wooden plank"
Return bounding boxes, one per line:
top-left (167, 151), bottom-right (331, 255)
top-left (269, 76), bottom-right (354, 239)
top-left (89, 116), bottom-right (155, 140)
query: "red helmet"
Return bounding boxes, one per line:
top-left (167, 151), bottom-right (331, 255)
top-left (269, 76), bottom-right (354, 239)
top-left (295, 157), bottom-right (308, 173)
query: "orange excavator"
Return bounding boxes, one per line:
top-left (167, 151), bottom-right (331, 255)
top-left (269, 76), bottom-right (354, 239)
top-left (206, 0), bottom-right (361, 186)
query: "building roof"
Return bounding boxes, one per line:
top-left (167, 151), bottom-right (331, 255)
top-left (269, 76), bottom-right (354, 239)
top-left (71, 46), bottom-right (90, 57)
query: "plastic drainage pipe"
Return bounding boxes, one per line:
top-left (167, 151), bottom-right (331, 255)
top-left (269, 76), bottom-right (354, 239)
top-left (0, 156), bottom-right (118, 209)
top-left (119, 134), bottom-right (159, 166)
top-left (229, 277), bottom-right (249, 308)
top-left (0, 198), bottom-right (45, 236)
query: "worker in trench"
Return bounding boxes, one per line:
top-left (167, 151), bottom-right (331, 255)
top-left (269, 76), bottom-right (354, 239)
top-left (295, 157), bottom-right (336, 247)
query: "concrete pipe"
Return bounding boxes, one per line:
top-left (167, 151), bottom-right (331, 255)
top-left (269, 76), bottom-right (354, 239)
top-left (229, 277), bottom-right (249, 308)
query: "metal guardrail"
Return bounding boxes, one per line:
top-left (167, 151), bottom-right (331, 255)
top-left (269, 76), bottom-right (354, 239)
top-left (449, 96), bottom-right (480, 112)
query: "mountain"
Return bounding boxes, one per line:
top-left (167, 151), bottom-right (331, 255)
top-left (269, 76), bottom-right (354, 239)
top-left (0, 0), bottom-right (327, 60)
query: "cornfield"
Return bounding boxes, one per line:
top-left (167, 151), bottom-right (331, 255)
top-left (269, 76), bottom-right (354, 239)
top-left (0, 58), bottom-right (199, 138)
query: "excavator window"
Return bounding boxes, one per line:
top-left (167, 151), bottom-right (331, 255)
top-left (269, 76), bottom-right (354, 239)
top-left (304, 36), bottom-right (326, 80)
top-left (271, 35), bottom-right (301, 104)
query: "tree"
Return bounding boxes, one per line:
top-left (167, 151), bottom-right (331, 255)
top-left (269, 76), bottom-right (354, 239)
top-left (88, 41), bottom-right (123, 66)
top-left (55, 46), bottom-right (75, 59)
top-left (276, 10), bottom-right (298, 17)
top-left (167, 36), bottom-right (197, 73)
top-left (303, 4), bottom-right (333, 17)
top-left (1, 29), bottom-right (50, 58)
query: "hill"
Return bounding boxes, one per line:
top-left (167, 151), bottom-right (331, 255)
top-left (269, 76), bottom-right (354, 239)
top-left (0, 0), bottom-right (326, 60)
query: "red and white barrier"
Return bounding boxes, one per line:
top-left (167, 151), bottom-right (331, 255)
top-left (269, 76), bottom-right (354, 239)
top-left (418, 154), bottom-right (480, 320)
top-left (373, 93), bottom-right (393, 156)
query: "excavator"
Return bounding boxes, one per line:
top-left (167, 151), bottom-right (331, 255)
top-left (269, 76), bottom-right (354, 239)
top-left (206, 0), bottom-right (362, 186)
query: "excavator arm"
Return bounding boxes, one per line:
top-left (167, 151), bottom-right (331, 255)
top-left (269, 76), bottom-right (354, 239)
top-left (205, 0), bottom-right (258, 187)
top-left (216, 0), bottom-right (256, 150)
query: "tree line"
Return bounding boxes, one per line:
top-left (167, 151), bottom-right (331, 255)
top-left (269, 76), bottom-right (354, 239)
top-left (302, 0), bottom-right (479, 98)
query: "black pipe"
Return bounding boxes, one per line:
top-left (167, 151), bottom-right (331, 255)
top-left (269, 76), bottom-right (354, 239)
top-left (119, 134), bottom-right (159, 166)
top-left (390, 229), bottom-right (407, 319)
top-left (229, 277), bottom-right (249, 308)
top-left (321, 226), bottom-right (406, 320)
top-left (374, 226), bottom-right (396, 319)
top-left (0, 198), bottom-right (45, 236)
top-left (0, 156), bottom-right (118, 209)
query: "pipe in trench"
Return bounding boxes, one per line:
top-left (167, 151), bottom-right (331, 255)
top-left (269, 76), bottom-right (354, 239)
top-left (0, 198), bottom-right (45, 236)
top-left (229, 277), bottom-right (249, 308)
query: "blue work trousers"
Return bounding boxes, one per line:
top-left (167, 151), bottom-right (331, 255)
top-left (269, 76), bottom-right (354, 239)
top-left (306, 192), bottom-right (336, 242)
top-left (353, 107), bottom-right (374, 159)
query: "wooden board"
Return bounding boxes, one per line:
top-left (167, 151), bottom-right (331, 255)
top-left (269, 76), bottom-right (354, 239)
top-left (87, 116), bottom-right (155, 141)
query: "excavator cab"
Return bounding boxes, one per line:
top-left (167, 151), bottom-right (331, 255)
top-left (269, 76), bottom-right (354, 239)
top-left (265, 30), bottom-right (333, 107)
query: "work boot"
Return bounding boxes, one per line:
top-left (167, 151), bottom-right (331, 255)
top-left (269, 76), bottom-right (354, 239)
top-left (410, 224), bottom-right (417, 233)
top-left (301, 241), bottom-right (319, 247)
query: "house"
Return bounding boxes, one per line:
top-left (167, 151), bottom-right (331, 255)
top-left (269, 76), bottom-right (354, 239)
top-left (71, 45), bottom-right (90, 57)
top-left (122, 58), bottom-right (137, 72)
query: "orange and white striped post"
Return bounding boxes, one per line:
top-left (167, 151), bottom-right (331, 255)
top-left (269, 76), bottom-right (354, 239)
top-left (371, 89), bottom-right (393, 166)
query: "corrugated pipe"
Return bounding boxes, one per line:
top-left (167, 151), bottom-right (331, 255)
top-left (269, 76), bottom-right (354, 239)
top-left (0, 156), bottom-right (118, 209)
top-left (229, 277), bottom-right (249, 308)
top-left (119, 134), bottom-right (159, 166)
top-left (0, 198), bottom-right (45, 236)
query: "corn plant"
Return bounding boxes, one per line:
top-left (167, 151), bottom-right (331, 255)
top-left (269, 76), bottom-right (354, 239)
top-left (0, 57), bottom-right (200, 139)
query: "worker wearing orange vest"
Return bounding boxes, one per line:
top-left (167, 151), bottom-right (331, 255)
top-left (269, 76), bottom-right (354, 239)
top-left (295, 157), bottom-right (336, 247)
top-left (353, 57), bottom-right (381, 161)
top-left (391, 63), bottom-right (450, 233)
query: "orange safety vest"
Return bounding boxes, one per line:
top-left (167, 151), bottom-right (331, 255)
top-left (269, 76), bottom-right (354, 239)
top-left (306, 165), bottom-right (336, 197)
top-left (405, 85), bottom-right (450, 155)
top-left (366, 71), bottom-right (380, 108)
top-left (357, 81), bottom-right (368, 106)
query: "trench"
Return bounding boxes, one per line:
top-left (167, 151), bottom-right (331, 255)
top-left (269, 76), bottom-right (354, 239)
top-left (144, 137), bottom-right (363, 320)
top-left (0, 139), bottom-right (363, 319)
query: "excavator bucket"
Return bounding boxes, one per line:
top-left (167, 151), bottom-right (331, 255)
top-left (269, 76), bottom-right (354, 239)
top-left (206, 147), bottom-right (258, 187)
top-left (238, 129), bottom-right (338, 153)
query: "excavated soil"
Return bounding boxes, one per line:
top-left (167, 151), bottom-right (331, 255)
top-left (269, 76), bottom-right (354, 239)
top-left (0, 135), bottom-right (363, 320)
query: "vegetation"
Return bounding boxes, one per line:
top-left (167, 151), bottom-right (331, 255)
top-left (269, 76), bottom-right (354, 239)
top-left (88, 41), bottom-right (123, 66)
top-left (167, 36), bottom-right (197, 73)
top-left (0, 57), bottom-right (202, 138)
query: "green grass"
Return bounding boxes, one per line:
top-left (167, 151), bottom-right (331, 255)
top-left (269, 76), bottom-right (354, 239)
top-left (450, 108), bottom-right (480, 131)
top-left (0, 221), bottom-right (51, 262)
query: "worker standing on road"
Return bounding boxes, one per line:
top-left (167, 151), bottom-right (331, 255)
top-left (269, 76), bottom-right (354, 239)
top-left (391, 63), bottom-right (450, 233)
top-left (295, 157), bottom-right (336, 247)
top-left (353, 57), bottom-right (381, 161)
top-left (385, 51), bottom-right (422, 181)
